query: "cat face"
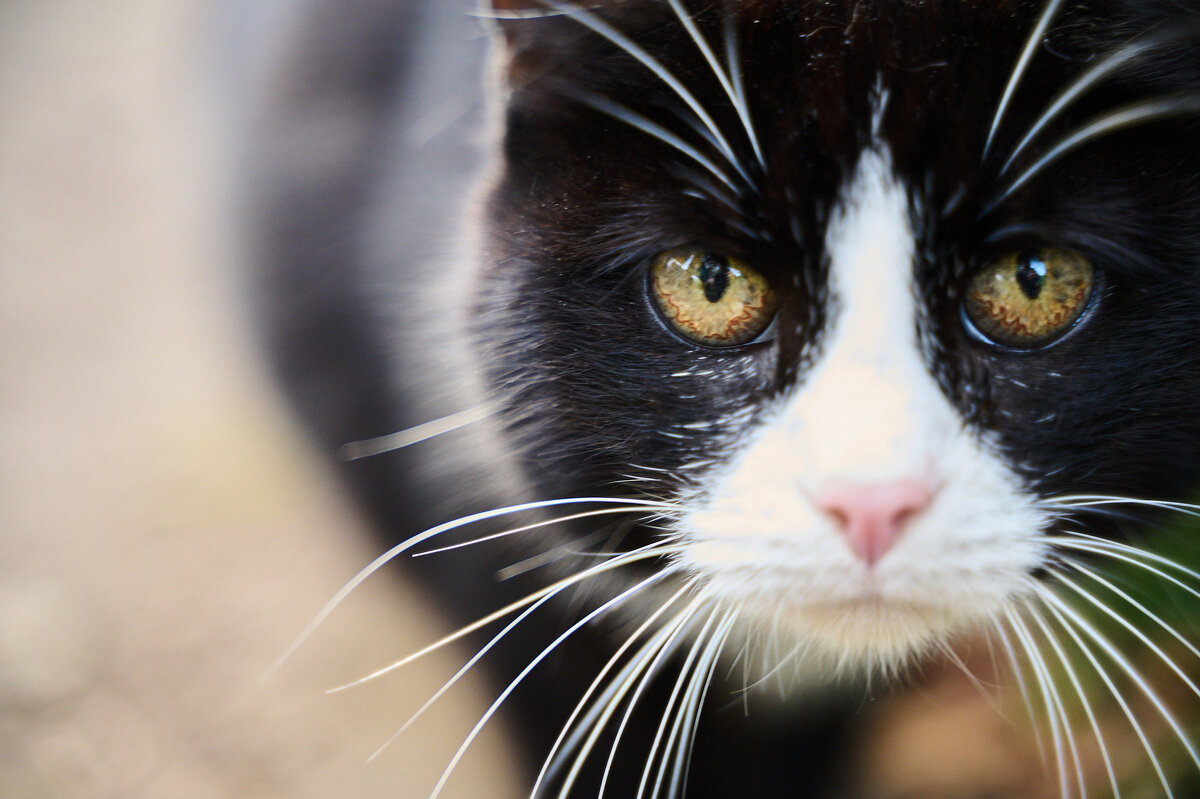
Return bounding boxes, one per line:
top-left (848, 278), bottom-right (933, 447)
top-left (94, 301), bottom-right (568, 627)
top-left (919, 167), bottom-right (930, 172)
top-left (478, 0), bottom-right (1200, 670)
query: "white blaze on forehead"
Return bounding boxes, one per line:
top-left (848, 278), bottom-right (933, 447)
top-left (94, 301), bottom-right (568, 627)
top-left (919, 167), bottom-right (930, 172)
top-left (676, 147), bottom-right (1047, 670)
top-left (791, 149), bottom-right (938, 482)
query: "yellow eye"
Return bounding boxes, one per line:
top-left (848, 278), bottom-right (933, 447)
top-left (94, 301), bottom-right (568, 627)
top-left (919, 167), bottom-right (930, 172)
top-left (649, 248), bottom-right (777, 347)
top-left (964, 247), bottom-right (1095, 348)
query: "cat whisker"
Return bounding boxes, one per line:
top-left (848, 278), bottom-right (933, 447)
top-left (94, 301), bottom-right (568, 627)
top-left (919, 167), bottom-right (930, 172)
top-left (375, 552), bottom-right (690, 767)
top-left (1005, 606), bottom-right (1075, 798)
top-left (1050, 567), bottom-right (1200, 710)
top-left (671, 110), bottom-right (755, 188)
top-left (1024, 602), bottom-right (1123, 799)
top-left (1044, 494), bottom-right (1200, 517)
top-left (736, 645), bottom-right (795, 698)
top-left (984, 0), bottom-right (1066, 161)
top-left (671, 165), bottom-right (744, 216)
top-left (659, 620), bottom-right (720, 799)
top-left (412, 505), bottom-right (674, 557)
top-left (565, 86), bottom-right (740, 192)
top-left (334, 541), bottom-right (685, 697)
top-left (1035, 586), bottom-right (1177, 798)
top-left (664, 0), bottom-right (765, 170)
top-left (538, 0), bottom-right (748, 185)
top-left (723, 12), bottom-right (758, 166)
top-left (265, 497), bottom-right (673, 678)
top-left (338, 404), bottom-right (495, 460)
top-left (985, 93), bottom-right (1200, 213)
top-left (495, 528), bottom-right (614, 581)
top-left (538, 586), bottom-right (700, 798)
top-left (992, 615), bottom-right (1048, 760)
top-left (367, 551), bottom-right (677, 763)
top-left (665, 610), bottom-right (735, 799)
top-left (429, 568), bottom-right (676, 799)
top-left (1046, 535), bottom-right (1200, 598)
top-left (1062, 560), bottom-right (1200, 664)
top-left (594, 605), bottom-right (715, 799)
top-left (638, 606), bottom-right (731, 799)
top-left (934, 640), bottom-right (1005, 718)
top-left (1000, 33), bottom-right (1184, 177)
top-left (595, 599), bottom-right (705, 791)
top-left (637, 612), bottom-right (719, 799)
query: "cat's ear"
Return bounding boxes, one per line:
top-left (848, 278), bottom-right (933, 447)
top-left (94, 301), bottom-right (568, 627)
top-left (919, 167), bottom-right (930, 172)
top-left (485, 0), bottom-right (545, 11)
top-left (481, 0), bottom-right (569, 52)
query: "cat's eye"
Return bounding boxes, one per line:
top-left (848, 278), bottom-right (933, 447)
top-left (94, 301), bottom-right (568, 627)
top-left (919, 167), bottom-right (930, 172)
top-left (963, 247), bottom-right (1095, 348)
top-left (649, 248), bottom-right (777, 347)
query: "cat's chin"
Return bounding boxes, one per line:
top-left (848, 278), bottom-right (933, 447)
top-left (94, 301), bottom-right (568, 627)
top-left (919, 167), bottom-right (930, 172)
top-left (726, 594), bottom-right (995, 677)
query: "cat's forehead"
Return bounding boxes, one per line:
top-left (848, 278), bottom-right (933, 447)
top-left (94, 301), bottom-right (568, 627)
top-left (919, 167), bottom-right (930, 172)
top-left (496, 1), bottom-right (1060, 165)
top-left (492, 0), bottom-right (1199, 275)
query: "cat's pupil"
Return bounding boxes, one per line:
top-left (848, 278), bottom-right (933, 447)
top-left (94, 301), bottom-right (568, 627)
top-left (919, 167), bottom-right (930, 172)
top-left (1015, 251), bottom-right (1047, 300)
top-left (699, 253), bottom-right (731, 303)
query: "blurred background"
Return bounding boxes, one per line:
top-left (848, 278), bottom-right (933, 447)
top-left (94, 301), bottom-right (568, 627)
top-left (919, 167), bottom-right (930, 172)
top-left (0, 1), bottom-right (520, 796)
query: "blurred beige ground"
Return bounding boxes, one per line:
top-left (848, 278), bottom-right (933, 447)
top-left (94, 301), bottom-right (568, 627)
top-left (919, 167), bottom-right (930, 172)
top-left (0, 2), bottom-right (521, 797)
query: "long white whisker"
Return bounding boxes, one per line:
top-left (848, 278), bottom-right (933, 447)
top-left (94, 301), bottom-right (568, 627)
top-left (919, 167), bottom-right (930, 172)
top-left (669, 610), bottom-right (736, 799)
top-left (536, 586), bottom-right (699, 798)
top-left (552, 87), bottom-right (739, 191)
top-left (497, 528), bottom-right (615, 581)
top-left (987, 94), bottom-right (1200, 211)
top-left (556, 615), bottom-right (697, 798)
top-left (737, 634), bottom-right (806, 696)
top-left (588, 601), bottom-right (704, 799)
top-left (1026, 602), bottom-right (1122, 799)
top-left (413, 506), bottom-right (671, 557)
top-left (678, 176), bottom-right (743, 220)
top-left (656, 611), bottom-right (728, 799)
top-left (265, 497), bottom-right (672, 677)
top-left (1006, 607), bottom-right (1073, 799)
top-left (338, 404), bottom-right (495, 460)
top-left (664, 0), bottom-right (765, 169)
top-left (1047, 495), bottom-right (1200, 517)
top-left (637, 606), bottom-right (722, 799)
top-left (429, 569), bottom-right (674, 799)
top-left (1065, 560), bottom-right (1200, 663)
top-left (596, 606), bottom-right (716, 799)
top-left (1040, 584), bottom-right (1200, 783)
top-left (984, 0), bottom-right (1066, 160)
top-left (540, 0), bottom-right (746, 182)
top-left (1000, 35), bottom-right (1167, 176)
top-left (1037, 589), bottom-right (1176, 798)
top-left (366, 551), bottom-right (689, 762)
top-left (333, 543), bottom-right (684, 695)
top-left (1051, 568), bottom-right (1200, 705)
top-left (993, 616), bottom-right (1048, 760)
top-left (936, 639), bottom-right (1007, 716)
top-left (634, 608), bottom-right (718, 799)
top-left (369, 576), bottom-right (578, 761)
top-left (1047, 536), bottom-right (1200, 600)
top-left (724, 14), bottom-right (755, 159)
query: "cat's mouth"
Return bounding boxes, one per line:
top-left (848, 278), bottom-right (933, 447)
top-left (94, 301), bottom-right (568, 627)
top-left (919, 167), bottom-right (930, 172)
top-left (728, 592), bottom-right (990, 669)
top-left (677, 529), bottom-right (1040, 670)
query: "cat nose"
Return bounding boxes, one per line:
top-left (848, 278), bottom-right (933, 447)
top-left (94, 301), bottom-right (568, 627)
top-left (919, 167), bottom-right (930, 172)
top-left (813, 479), bottom-right (932, 565)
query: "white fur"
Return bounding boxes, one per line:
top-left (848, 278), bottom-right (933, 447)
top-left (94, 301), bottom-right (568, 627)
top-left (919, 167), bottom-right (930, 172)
top-left (676, 148), bottom-right (1048, 670)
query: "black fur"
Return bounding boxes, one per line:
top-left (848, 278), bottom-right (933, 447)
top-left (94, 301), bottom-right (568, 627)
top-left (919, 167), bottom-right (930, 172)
top-left (239, 1), bottom-right (1200, 796)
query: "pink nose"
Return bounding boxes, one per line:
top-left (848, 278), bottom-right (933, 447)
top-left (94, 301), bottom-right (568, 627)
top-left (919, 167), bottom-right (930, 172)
top-left (814, 479), bottom-right (933, 565)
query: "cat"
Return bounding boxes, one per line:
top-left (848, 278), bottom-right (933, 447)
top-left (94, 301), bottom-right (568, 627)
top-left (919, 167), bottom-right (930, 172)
top-left (234, 0), bottom-right (1200, 796)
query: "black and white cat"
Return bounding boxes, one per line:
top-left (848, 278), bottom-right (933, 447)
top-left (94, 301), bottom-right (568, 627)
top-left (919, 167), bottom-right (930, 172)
top-left (235, 0), bottom-right (1200, 796)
